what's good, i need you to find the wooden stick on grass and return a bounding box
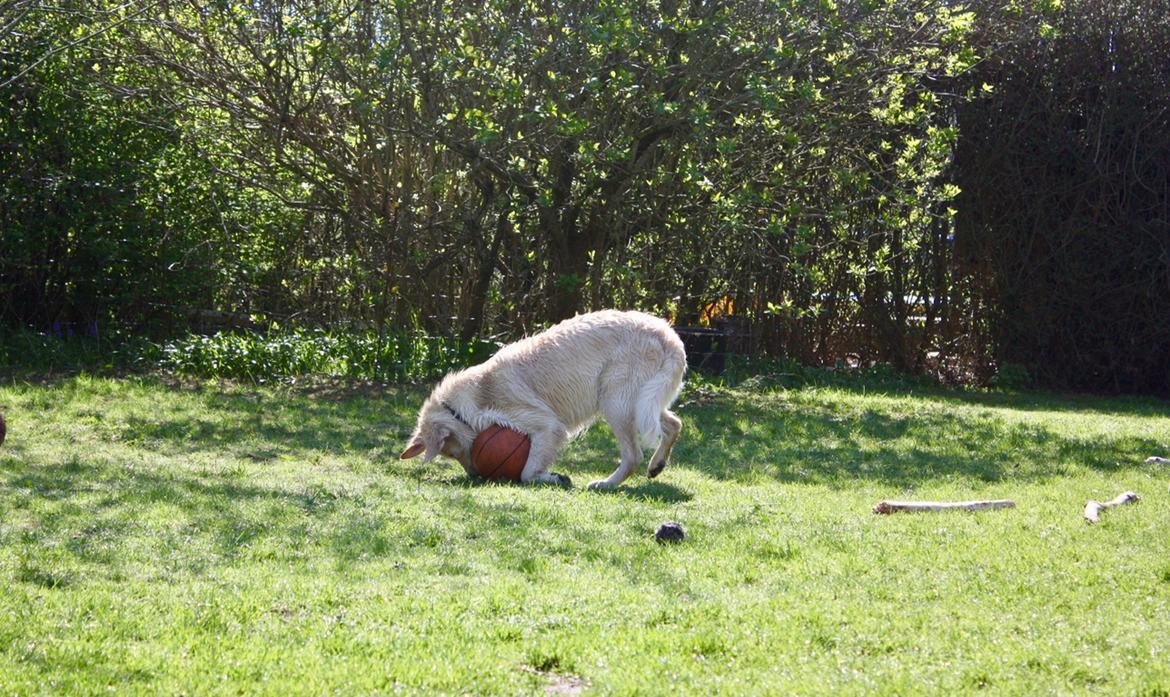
[873,499,1016,515]
[1083,492,1139,524]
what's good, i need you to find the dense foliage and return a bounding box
[954,0,1170,394]
[1,0,1166,394]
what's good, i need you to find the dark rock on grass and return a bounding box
[655,522,685,544]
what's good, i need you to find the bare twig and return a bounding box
[1083,492,1139,524]
[873,499,1016,514]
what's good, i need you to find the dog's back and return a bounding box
[485,310,685,435]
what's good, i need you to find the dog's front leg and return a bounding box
[587,420,642,490]
[519,424,572,487]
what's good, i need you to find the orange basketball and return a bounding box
[471,424,531,481]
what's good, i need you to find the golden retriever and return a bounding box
[400,310,686,489]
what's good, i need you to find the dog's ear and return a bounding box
[421,425,452,464]
[400,437,425,459]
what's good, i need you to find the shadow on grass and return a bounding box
[904,386,1170,420]
[429,471,693,503]
[674,395,1163,486]
[715,370,1170,419]
[585,480,693,503]
[4,459,324,563]
[1,454,629,587]
[6,374,1166,494]
[109,387,414,458]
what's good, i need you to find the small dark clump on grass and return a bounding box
[655,522,686,543]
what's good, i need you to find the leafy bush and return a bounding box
[989,363,1032,391]
[0,330,106,373]
[0,327,157,374]
[0,327,500,383]
[154,330,501,383]
[955,0,1170,395]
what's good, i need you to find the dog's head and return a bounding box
[399,394,474,468]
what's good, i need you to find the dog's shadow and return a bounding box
[443,476,693,503]
[591,480,693,503]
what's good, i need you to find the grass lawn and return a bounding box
[1,374,1168,695]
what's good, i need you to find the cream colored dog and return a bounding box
[400,310,686,489]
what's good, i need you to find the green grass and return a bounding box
[1,375,1168,695]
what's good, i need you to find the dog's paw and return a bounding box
[587,479,616,491]
[550,472,573,487]
[647,460,667,479]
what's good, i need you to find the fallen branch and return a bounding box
[873,499,1016,515]
[1144,456,1169,464]
[1083,491,1139,524]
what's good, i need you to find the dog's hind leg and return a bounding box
[647,409,682,479]
[519,422,573,487]
[587,419,643,490]
[636,349,686,480]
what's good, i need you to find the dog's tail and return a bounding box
[635,353,686,448]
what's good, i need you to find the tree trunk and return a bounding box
[461,208,507,341]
